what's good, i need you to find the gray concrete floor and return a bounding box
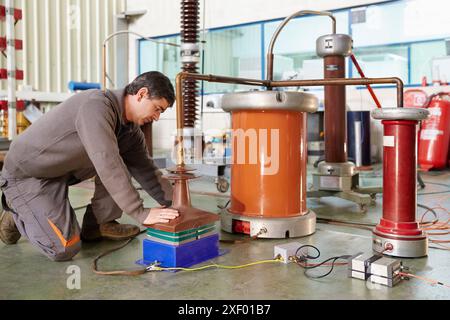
[1,166,449,300]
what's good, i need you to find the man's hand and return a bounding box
[143,207,179,225]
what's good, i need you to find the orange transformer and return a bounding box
[221,91,318,238]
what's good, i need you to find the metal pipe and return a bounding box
[102,30,181,48]
[175,72,268,131]
[102,30,180,90]
[175,74,185,166]
[174,72,268,165]
[270,77,404,108]
[266,10,336,82]
[174,72,404,165]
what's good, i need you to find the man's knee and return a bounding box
[47,242,81,262]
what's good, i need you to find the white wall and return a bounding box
[1,0,126,94]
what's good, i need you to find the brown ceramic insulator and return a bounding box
[181,0,200,128]
[324,55,347,163]
[181,0,200,43]
[182,63,199,127]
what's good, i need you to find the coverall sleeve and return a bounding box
[122,128,173,207]
[74,96,148,223]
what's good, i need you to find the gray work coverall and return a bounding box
[0,89,172,261]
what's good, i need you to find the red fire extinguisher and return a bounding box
[418,92,450,171]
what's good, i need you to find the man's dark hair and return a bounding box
[125,71,175,107]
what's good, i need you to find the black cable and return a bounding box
[295,245,320,260]
[418,181,450,196]
[293,245,351,279]
[217,200,231,210]
[304,256,352,279]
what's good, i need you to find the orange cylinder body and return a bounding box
[229,110,307,218]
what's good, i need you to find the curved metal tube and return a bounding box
[175,71,404,165]
[102,31,180,90]
[266,10,336,82]
[270,77,404,108]
[175,72,268,165]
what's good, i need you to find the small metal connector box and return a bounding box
[348,252,382,280]
[274,242,303,264]
[367,257,402,287]
[367,274,402,287]
[368,257,402,278]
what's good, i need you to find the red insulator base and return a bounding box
[374,218,423,237]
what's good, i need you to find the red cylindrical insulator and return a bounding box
[375,120,422,237]
[372,108,429,257]
[324,55,347,163]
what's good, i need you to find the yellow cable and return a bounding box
[151,257,284,272]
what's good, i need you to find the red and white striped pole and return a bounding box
[6,0,16,140]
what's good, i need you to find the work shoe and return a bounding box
[0,210,21,245]
[80,205,140,242]
[99,221,141,241]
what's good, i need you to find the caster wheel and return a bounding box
[216,178,230,193]
[370,193,377,206]
[359,204,367,213]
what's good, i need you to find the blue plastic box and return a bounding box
[138,234,220,268]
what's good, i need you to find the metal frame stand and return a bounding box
[308,162,381,212]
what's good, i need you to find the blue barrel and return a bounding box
[347,111,371,167]
[68,81,101,91]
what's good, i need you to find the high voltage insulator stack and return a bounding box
[180,0,200,128]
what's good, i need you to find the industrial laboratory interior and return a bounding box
[0,0,449,301]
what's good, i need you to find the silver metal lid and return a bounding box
[318,161,355,176]
[371,108,429,121]
[221,91,319,113]
[316,34,353,57]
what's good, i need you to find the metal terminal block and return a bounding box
[348,252,382,280]
[312,162,359,192]
[368,274,402,287]
[367,257,402,287]
[348,253,403,287]
[274,242,303,264]
[181,43,200,64]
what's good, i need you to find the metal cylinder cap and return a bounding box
[371,108,429,121]
[221,91,319,113]
[316,34,353,57]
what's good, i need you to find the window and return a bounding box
[410,40,447,84]
[139,35,181,85]
[352,45,409,84]
[203,24,262,93]
[351,0,450,47]
[138,0,450,91]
